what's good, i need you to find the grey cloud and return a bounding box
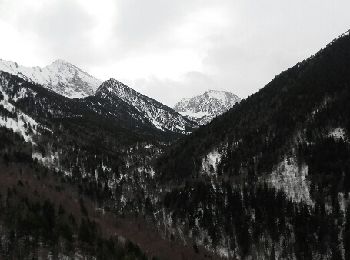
[132,71,218,106]
[1,0,350,106]
[199,0,350,98]
[117,0,350,104]
[113,0,202,52]
[16,0,97,65]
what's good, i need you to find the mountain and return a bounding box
[0,58,101,98]
[0,70,212,259]
[0,71,195,147]
[155,30,350,258]
[96,78,198,134]
[174,90,241,124]
[2,30,350,259]
[0,59,197,135]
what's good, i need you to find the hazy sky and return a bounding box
[0,0,349,105]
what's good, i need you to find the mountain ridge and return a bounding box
[96,78,198,134]
[0,60,198,135]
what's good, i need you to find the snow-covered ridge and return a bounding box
[174,90,241,125]
[96,79,197,134]
[0,59,101,98]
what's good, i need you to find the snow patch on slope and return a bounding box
[0,90,40,142]
[268,157,314,206]
[328,127,347,140]
[32,152,70,176]
[201,147,224,176]
[179,111,210,119]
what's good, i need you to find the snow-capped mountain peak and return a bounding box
[97,78,133,97]
[174,90,241,125]
[51,58,70,65]
[0,58,102,98]
[205,89,230,100]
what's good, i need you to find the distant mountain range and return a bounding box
[174,90,241,125]
[0,58,241,128]
[0,59,198,135]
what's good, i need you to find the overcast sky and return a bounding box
[0,0,350,105]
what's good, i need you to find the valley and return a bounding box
[0,30,350,259]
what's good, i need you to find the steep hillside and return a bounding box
[174,90,241,125]
[96,79,198,135]
[155,30,350,259]
[0,126,215,259]
[0,129,147,259]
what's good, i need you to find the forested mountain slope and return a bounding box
[0,126,215,259]
[0,71,210,259]
[158,30,350,183]
[2,27,350,260]
[154,30,350,259]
